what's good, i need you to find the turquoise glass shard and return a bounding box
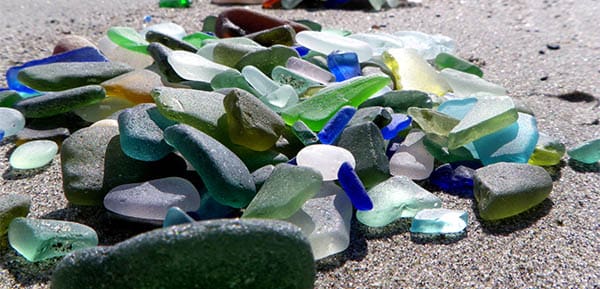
[447,96,518,150]
[474,112,539,165]
[6,47,108,96]
[409,209,468,234]
[567,138,600,164]
[163,207,195,228]
[437,97,477,120]
[8,217,98,262]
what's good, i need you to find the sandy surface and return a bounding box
[1,0,599,288]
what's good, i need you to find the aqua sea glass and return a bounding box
[568,138,600,164]
[410,209,468,234]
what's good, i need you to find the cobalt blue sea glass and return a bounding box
[317,106,356,144]
[292,45,310,57]
[337,162,373,211]
[327,51,361,82]
[6,47,108,96]
[381,114,411,140]
[429,162,481,198]
[163,207,195,228]
[0,130,4,141]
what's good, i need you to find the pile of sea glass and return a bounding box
[1,7,599,288]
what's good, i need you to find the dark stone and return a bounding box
[13,85,106,118]
[164,124,256,208]
[359,90,433,113]
[15,127,70,146]
[17,62,133,91]
[145,30,198,53]
[51,219,315,289]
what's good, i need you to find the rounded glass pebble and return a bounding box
[296,144,355,181]
[0,107,26,137]
[9,140,58,169]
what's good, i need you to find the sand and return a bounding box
[0,0,599,288]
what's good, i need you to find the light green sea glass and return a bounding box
[407,107,459,137]
[9,140,58,169]
[447,95,518,149]
[243,164,323,219]
[281,75,390,131]
[8,218,98,262]
[528,133,566,166]
[410,209,468,234]
[356,176,442,227]
[107,27,150,55]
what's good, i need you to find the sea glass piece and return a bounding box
[281,75,390,131]
[0,108,26,137]
[182,32,216,49]
[73,97,134,123]
[381,113,412,140]
[101,69,163,104]
[8,218,98,262]
[286,57,334,84]
[392,31,456,60]
[243,163,323,219]
[7,47,108,96]
[447,95,518,149]
[389,130,434,180]
[0,90,22,107]
[242,65,280,97]
[104,177,201,222]
[410,209,468,234]
[296,31,373,62]
[98,36,153,70]
[288,183,352,260]
[213,42,265,68]
[163,207,195,228]
[168,50,234,83]
[211,70,261,97]
[261,85,299,112]
[359,90,432,114]
[327,51,361,82]
[234,45,299,76]
[317,106,356,145]
[474,112,539,165]
[214,8,309,38]
[296,144,355,181]
[356,176,442,227]
[408,107,459,137]
[292,121,320,146]
[9,140,58,170]
[437,97,477,119]
[119,104,175,161]
[528,133,565,166]
[440,68,506,97]
[382,48,450,96]
[141,22,187,40]
[107,27,150,55]
[348,106,393,129]
[224,89,286,151]
[568,138,600,164]
[272,66,321,96]
[435,52,483,77]
[245,25,296,47]
[159,0,192,7]
[429,163,477,198]
[146,30,197,53]
[337,162,373,211]
[474,163,552,220]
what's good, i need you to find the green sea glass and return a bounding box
[8,218,98,262]
[567,138,600,164]
[281,75,390,131]
[107,27,150,55]
[528,133,566,166]
[9,140,58,169]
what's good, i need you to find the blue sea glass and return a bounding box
[324,0,351,8]
[0,130,4,141]
[293,45,310,57]
[337,162,373,211]
[163,207,195,228]
[385,134,406,158]
[317,106,356,144]
[381,114,411,140]
[327,51,361,82]
[6,47,108,96]
[437,97,477,119]
[474,112,539,165]
[429,162,480,198]
[287,158,297,165]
